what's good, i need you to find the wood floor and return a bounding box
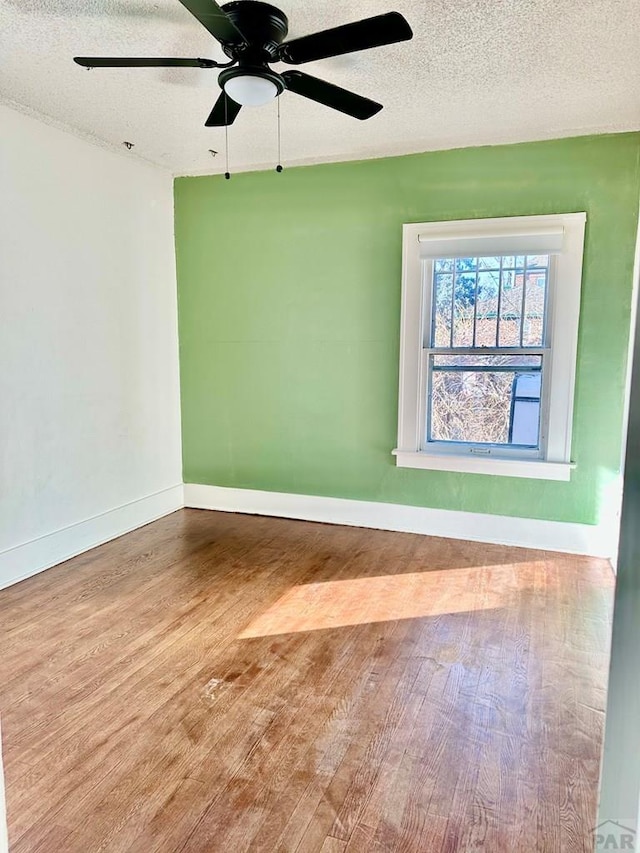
[0,509,614,852]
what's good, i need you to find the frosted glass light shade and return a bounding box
[224,75,278,106]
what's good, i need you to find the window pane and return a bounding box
[478,256,501,270]
[452,269,476,347]
[497,268,522,346]
[431,255,549,349]
[511,374,542,445]
[433,273,453,347]
[453,258,477,347]
[522,265,548,346]
[474,270,500,347]
[429,356,542,447]
[456,257,477,272]
[434,258,454,273]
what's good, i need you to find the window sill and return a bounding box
[392,450,574,481]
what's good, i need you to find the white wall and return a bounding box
[0,105,183,588]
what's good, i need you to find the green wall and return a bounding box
[174,133,640,525]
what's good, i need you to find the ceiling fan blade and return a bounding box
[205,91,242,126]
[74,57,219,68]
[176,0,245,45]
[282,71,382,120]
[278,11,412,65]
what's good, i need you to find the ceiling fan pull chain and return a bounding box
[224,97,231,180]
[276,95,283,173]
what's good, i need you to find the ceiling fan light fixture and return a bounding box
[223,73,279,106]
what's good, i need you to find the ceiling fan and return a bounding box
[74,0,413,125]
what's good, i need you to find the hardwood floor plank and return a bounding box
[320,837,347,852]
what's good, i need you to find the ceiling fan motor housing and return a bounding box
[220,1,289,61]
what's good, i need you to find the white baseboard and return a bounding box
[0,484,184,591]
[0,481,615,592]
[184,483,618,559]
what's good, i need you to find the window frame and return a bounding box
[394,213,587,481]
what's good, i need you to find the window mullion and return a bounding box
[426,346,548,357]
[449,264,455,348]
[519,254,528,347]
[422,349,431,449]
[472,261,479,347]
[496,255,503,347]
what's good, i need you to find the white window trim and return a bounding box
[394,212,586,481]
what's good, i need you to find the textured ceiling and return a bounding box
[1,0,639,175]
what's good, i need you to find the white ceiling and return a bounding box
[1,0,639,176]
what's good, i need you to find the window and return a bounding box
[395,214,586,480]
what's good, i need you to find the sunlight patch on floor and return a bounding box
[237,565,523,638]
